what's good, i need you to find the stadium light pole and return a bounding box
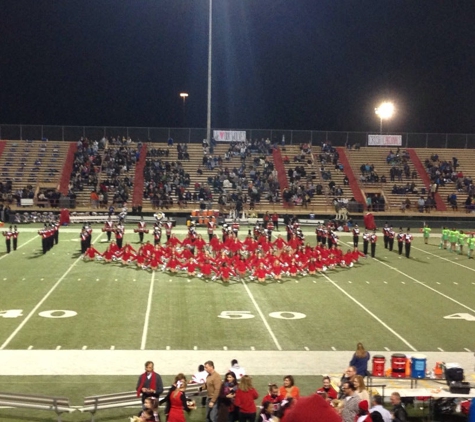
[375,102,395,134]
[180,92,189,127]
[206,0,213,143]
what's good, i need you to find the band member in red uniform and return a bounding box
[3,226,12,253]
[231,220,240,236]
[103,217,114,242]
[266,220,274,242]
[397,227,405,256]
[388,226,395,251]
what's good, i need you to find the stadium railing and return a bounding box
[0,391,74,421]
[79,384,206,422]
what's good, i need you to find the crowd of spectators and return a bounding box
[143,149,194,209]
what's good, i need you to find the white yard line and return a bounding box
[373,257,475,314]
[341,239,475,313]
[0,232,103,350]
[0,235,39,261]
[240,280,282,351]
[140,271,155,350]
[320,272,417,351]
[412,245,475,273]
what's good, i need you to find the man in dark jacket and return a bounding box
[390,392,409,422]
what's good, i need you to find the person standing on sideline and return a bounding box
[203,360,222,422]
[390,392,409,422]
[370,230,377,258]
[404,228,413,258]
[163,373,196,422]
[397,228,405,255]
[234,375,259,422]
[370,395,392,422]
[341,381,361,422]
[422,223,431,245]
[229,359,246,380]
[136,361,164,407]
[349,342,370,376]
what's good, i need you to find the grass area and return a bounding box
[0,223,474,421]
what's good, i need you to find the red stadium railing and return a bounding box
[336,147,365,204]
[272,147,291,208]
[407,148,446,211]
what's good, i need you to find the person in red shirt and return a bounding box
[316,376,338,401]
[261,383,285,412]
[234,375,259,422]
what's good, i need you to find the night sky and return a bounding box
[1,0,475,133]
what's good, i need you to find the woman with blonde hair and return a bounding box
[234,375,259,422]
[164,373,196,422]
[353,375,370,404]
[350,342,370,376]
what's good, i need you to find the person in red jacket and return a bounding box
[316,376,338,401]
[234,375,259,422]
[261,383,285,412]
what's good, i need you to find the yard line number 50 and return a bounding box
[218,311,306,320]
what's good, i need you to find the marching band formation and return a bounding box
[82,218,365,283]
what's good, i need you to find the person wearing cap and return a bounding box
[279,392,341,422]
[356,400,372,422]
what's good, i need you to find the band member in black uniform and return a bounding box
[397,227,405,255]
[352,224,360,248]
[388,226,395,252]
[53,220,59,245]
[12,225,19,251]
[382,223,390,249]
[135,218,148,243]
[115,223,124,249]
[39,224,48,254]
[2,226,12,253]
[404,228,413,258]
[80,227,88,255]
[103,217,114,242]
[370,230,378,258]
[362,229,369,256]
[153,223,162,246]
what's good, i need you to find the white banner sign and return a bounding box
[368,135,402,146]
[213,130,247,142]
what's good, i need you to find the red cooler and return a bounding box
[372,355,386,377]
[391,353,407,378]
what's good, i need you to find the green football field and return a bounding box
[1,223,475,354]
[1,223,475,421]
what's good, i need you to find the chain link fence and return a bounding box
[1,124,474,148]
